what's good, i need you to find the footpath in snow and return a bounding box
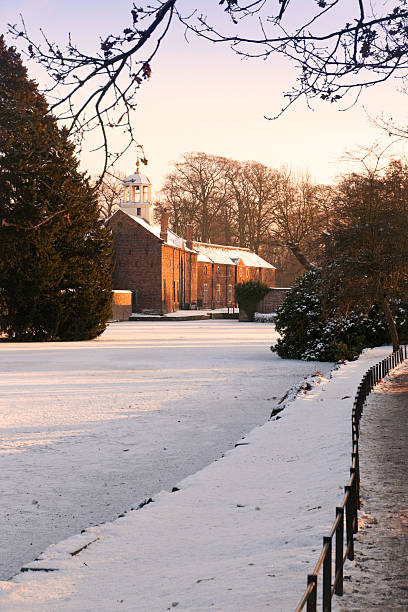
[0,346,392,612]
[333,361,408,611]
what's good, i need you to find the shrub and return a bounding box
[235,280,270,322]
[272,270,407,361]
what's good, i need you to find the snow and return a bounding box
[0,328,392,611]
[130,307,238,318]
[193,241,275,269]
[0,320,331,585]
[110,208,193,251]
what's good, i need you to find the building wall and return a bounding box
[236,265,275,286]
[197,262,238,308]
[110,211,276,314]
[161,246,198,313]
[197,262,276,309]
[109,210,162,312]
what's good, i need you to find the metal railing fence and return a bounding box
[295,344,408,612]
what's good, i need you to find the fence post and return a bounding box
[322,537,332,612]
[345,485,354,560]
[352,452,360,509]
[307,574,317,612]
[350,468,359,532]
[335,507,344,596]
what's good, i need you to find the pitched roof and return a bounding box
[111,209,194,252]
[193,242,275,269]
[123,171,151,185]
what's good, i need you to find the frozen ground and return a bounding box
[0,342,392,611]
[0,320,333,582]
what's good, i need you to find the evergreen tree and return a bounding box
[0,36,113,341]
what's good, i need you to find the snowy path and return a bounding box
[333,361,408,611]
[0,346,391,611]
[0,320,333,582]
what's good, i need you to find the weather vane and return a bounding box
[136,144,148,171]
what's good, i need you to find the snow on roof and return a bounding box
[113,209,194,251]
[193,242,275,269]
[123,171,151,185]
[196,252,213,264]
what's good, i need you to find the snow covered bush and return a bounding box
[272,270,408,361]
[254,313,275,323]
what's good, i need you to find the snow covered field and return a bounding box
[0,336,391,611]
[0,320,333,584]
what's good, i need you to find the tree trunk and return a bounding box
[379,296,399,352]
[287,243,316,271]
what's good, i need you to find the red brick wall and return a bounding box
[109,210,162,312]
[109,212,276,313]
[197,262,275,309]
[197,262,212,308]
[161,246,198,313]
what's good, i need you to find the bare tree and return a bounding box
[268,169,328,271]
[94,171,125,218]
[158,152,231,242]
[8,1,408,174]
[225,160,276,253]
[324,155,408,350]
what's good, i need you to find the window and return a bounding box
[228,284,233,303]
[143,186,149,202]
[239,268,243,278]
[216,284,221,303]
[216,265,221,275]
[228,267,232,277]
[204,265,208,276]
[137,208,141,216]
[133,185,141,202]
[163,279,166,301]
[203,283,208,304]
[246,268,249,278]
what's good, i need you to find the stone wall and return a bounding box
[111,290,132,321]
[256,287,289,314]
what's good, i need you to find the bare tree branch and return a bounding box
[8,1,408,173]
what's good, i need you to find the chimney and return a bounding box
[186,222,193,250]
[160,209,169,242]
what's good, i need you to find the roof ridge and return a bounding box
[193,241,251,252]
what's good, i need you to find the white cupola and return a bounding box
[120,158,153,224]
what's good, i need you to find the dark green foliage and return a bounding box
[0,37,113,341]
[235,280,270,322]
[273,270,408,361]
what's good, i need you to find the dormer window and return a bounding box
[137,208,141,216]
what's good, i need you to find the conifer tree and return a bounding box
[0,36,113,341]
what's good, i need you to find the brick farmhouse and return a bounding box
[108,166,276,314]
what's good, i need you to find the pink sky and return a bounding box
[3,0,408,193]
